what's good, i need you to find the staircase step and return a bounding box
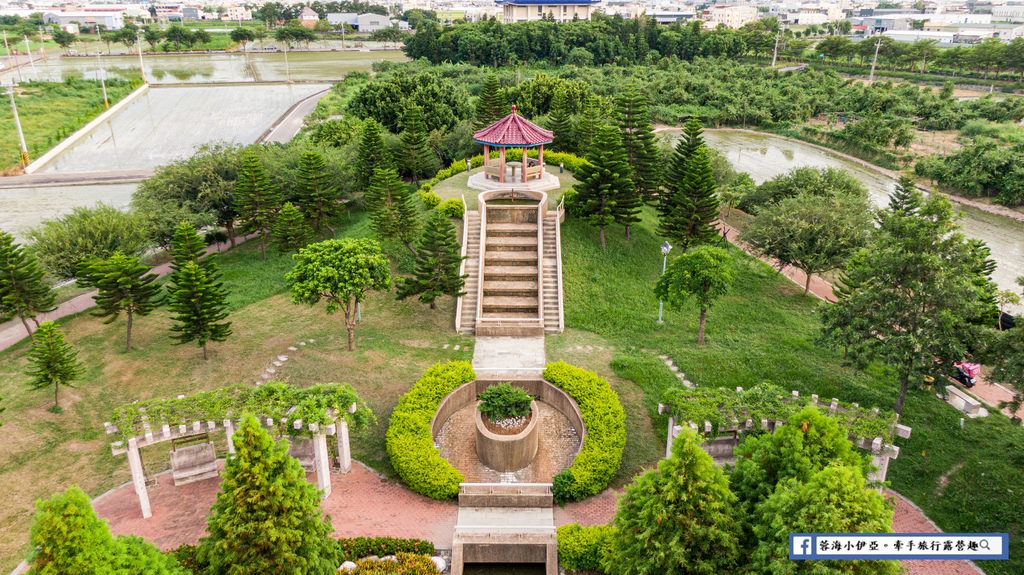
[487,223,538,236]
[486,251,538,261]
[483,280,538,294]
[483,295,538,306]
[486,236,538,246]
[480,311,540,319]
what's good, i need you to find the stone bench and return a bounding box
[287,438,316,472]
[458,483,553,508]
[945,385,982,416]
[169,441,219,486]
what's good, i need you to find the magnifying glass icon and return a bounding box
[980,540,991,551]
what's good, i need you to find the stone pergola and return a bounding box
[104,403,358,519]
[474,105,554,184]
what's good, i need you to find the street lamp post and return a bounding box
[657,241,672,324]
[5,82,30,167]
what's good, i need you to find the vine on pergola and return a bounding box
[109,382,375,443]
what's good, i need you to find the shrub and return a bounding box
[478,382,533,421]
[353,553,436,575]
[168,544,207,574]
[204,229,229,246]
[556,524,616,572]
[425,151,590,188]
[419,190,442,208]
[437,199,464,218]
[27,204,150,279]
[544,362,626,503]
[385,361,476,499]
[336,537,435,561]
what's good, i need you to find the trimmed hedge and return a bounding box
[437,198,465,218]
[337,537,435,561]
[556,523,616,572]
[544,362,627,504]
[426,150,590,188]
[418,189,441,208]
[385,361,476,499]
[354,553,436,575]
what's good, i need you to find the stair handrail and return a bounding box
[555,211,564,332]
[536,196,545,326]
[476,196,487,326]
[556,194,565,223]
[454,194,469,332]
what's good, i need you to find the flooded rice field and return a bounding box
[38,83,330,172]
[0,183,136,239]
[0,50,407,84]
[435,402,580,484]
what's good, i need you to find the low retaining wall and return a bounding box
[475,401,540,472]
[24,83,150,175]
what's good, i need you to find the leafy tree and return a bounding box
[199,416,337,575]
[355,118,389,193]
[395,210,467,309]
[546,88,574,153]
[475,73,510,130]
[0,231,56,336]
[751,464,900,575]
[77,253,164,352]
[365,166,420,256]
[234,152,282,261]
[742,194,872,296]
[654,245,733,344]
[230,27,256,50]
[25,322,84,409]
[739,166,868,214]
[571,124,638,250]
[615,82,661,203]
[273,202,314,253]
[52,29,77,53]
[294,149,342,235]
[26,204,149,280]
[658,145,719,252]
[400,103,439,185]
[143,26,163,50]
[164,25,189,51]
[167,261,232,360]
[605,428,741,575]
[819,187,987,416]
[286,238,391,351]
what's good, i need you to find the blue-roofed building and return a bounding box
[497,0,601,23]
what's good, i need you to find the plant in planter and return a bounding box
[478,382,533,423]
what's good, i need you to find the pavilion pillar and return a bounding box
[483,144,489,168]
[539,144,544,170]
[312,429,332,499]
[499,147,506,183]
[223,419,236,454]
[126,437,152,519]
[336,419,352,474]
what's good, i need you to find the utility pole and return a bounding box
[3,31,22,83]
[96,51,108,108]
[284,43,290,82]
[24,36,38,81]
[136,29,146,83]
[5,82,30,167]
[868,35,882,84]
[771,27,780,67]
[38,26,46,61]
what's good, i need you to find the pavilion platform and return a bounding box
[467,168,561,193]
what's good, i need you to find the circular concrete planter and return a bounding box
[475,400,540,472]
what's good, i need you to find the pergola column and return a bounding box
[223,419,236,454]
[336,419,352,473]
[499,147,506,183]
[312,430,332,499]
[126,437,152,519]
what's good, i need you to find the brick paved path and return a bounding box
[89,462,980,575]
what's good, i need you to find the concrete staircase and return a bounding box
[541,215,561,334]
[482,222,539,318]
[458,211,482,335]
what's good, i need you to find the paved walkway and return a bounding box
[84,461,979,575]
[471,335,547,377]
[0,169,157,188]
[0,234,251,352]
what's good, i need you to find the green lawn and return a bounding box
[0,209,471,572]
[552,206,1024,575]
[0,79,139,171]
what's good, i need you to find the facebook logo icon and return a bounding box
[790,535,817,559]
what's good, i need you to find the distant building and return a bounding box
[182,6,200,20]
[496,0,601,23]
[153,5,184,21]
[701,5,758,29]
[225,6,252,21]
[327,12,359,27]
[356,12,399,31]
[649,9,697,24]
[298,6,319,28]
[43,10,125,29]
[851,16,911,34]
[993,5,1024,22]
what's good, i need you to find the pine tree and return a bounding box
[680,116,705,161]
[234,152,282,261]
[365,166,420,257]
[401,104,439,186]
[167,260,232,360]
[575,95,603,153]
[295,149,342,235]
[199,415,337,575]
[25,321,84,410]
[355,118,389,193]
[0,230,56,336]
[396,210,467,309]
[546,88,574,153]
[168,221,217,277]
[571,125,638,250]
[615,82,662,203]
[273,202,314,253]
[659,144,719,251]
[77,253,164,352]
[889,174,920,216]
[475,73,510,130]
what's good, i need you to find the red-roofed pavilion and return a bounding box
[473,105,554,184]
